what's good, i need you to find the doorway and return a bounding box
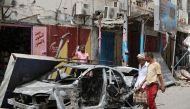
[0,25,31,82]
[100,31,115,65]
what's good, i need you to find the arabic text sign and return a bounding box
[32,26,47,55]
[154,0,177,33]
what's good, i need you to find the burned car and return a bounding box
[8,63,138,109]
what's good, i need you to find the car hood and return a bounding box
[14,81,58,96]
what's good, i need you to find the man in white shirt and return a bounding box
[134,53,148,109]
[135,53,148,89]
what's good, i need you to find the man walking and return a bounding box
[141,52,165,109]
[135,53,148,89]
[134,53,148,109]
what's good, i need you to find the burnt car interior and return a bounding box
[79,68,103,106]
[46,66,138,108]
[106,69,132,108]
[49,66,135,108]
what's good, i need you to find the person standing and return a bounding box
[141,52,165,109]
[74,45,89,64]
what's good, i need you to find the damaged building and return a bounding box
[0,0,160,68]
[0,0,190,108]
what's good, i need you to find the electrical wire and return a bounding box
[58,0,63,10]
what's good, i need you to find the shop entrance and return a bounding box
[100,31,115,65]
[0,25,31,82]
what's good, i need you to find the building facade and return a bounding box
[0,0,189,68]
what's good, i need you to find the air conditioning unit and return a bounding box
[113,1,121,9]
[0,0,13,7]
[75,2,91,16]
[136,0,145,2]
[104,6,118,19]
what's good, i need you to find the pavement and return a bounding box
[156,81,190,109]
[133,80,190,109]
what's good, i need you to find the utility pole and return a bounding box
[171,34,176,76]
[140,19,145,53]
[122,0,129,66]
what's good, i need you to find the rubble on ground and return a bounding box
[174,69,190,87]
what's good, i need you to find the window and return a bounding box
[177,0,182,9]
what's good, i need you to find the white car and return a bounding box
[8,63,138,109]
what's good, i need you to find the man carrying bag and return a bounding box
[133,53,148,109]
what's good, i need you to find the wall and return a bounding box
[5,0,78,25]
[2,0,126,25]
[130,0,154,17]
[1,0,109,61]
[91,27,99,62]
[177,0,189,33]
[1,0,156,25]
[1,0,161,64]
[181,0,187,11]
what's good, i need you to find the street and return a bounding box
[0,0,190,108]
[156,81,190,109]
[134,81,190,109]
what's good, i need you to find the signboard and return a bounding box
[177,10,188,25]
[46,26,91,58]
[32,26,47,55]
[0,53,59,107]
[154,0,177,33]
[177,10,190,33]
[153,53,175,86]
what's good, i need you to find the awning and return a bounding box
[94,19,124,29]
[0,22,33,27]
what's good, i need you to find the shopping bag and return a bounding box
[133,90,147,104]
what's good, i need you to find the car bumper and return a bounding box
[8,98,40,109]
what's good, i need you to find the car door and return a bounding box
[79,67,107,109]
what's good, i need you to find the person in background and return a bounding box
[134,53,148,109]
[140,52,165,109]
[75,45,89,64]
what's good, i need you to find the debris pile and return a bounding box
[175,69,190,81]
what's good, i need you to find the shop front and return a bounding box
[0,24,92,83]
[0,24,32,82]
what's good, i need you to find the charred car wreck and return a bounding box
[8,63,138,109]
